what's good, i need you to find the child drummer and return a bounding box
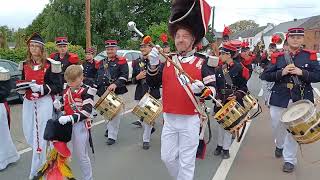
[55,65,96,180]
[213,43,250,159]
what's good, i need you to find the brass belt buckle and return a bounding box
[287,83,294,89]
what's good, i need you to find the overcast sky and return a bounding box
[0,0,319,31]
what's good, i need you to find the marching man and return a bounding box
[96,40,129,145]
[146,0,216,179]
[261,27,320,173]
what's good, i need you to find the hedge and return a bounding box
[0,42,85,63]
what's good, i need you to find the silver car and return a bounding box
[94,50,142,81]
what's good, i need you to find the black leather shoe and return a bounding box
[275,147,283,158]
[222,150,230,159]
[104,130,108,138]
[107,138,116,145]
[214,146,222,156]
[282,162,294,173]
[132,120,142,127]
[143,142,150,150]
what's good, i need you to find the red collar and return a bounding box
[289,49,301,56]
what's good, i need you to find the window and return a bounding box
[132,52,141,60]
[125,53,133,62]
[0,61,15,72]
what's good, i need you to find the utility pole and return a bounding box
[211,6,215,31]
[85,0,91,49]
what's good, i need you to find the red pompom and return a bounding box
[143,36,152,44]
[69,53,80,63]
[160,33,168,43]
[241,41,249,48]
[223,26,232,36]
[271,35,281,44]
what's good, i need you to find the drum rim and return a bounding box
[281,100,314,123]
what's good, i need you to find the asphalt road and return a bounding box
[2,72,320,180]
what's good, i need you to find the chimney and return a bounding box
[294,18,298,22]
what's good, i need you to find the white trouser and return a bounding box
[22,95,52,178]
[161,113,200,180]
[135,100,153,143]
[142,121,152,143]
[106,101,123,140]
[71,122,93,180]
[0,103,20,170]
[217,125,232,150]
[270,105,298,165]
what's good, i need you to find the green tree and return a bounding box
[25,0,172,51]
[229,20,259,34]
[13,28,27,49]
[146,22,173,48]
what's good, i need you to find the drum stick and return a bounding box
[209,95,223,107]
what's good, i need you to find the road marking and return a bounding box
[18,147,32,155]
[17,108,133,155]
[211,121,252,180]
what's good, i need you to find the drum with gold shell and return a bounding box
[132,93,162,125]
[281,100,320,144]
[214,99,248,132]
[94,90,123,120]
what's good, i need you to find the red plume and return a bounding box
[223,25,231,36]
[143,36,152,44]
[271,35,281,44]
[241,41,247,48]
[160,33,168,43]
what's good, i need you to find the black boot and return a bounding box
[275,147,283,158]
[143,142,150,150]
[107,138,116,145]
[222,150,230,159]
[282,162,294,173]
[214,146,222,156]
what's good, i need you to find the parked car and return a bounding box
[0,59,23,102]
[94,50,142,81]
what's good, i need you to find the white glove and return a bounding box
[53,99,62,110]
[58,115,73,125]
[148,47,160,66]
[30,83,42,93]
[190,80,205,93]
